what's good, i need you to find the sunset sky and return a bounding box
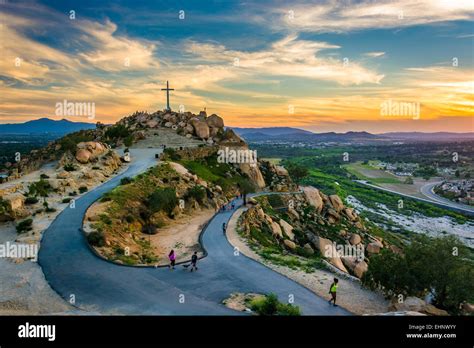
[1,0,473,133]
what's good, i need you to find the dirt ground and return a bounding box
[226,207,390,315]
[149,208,214,265]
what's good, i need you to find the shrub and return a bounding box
[286,162,309,182]
[105,124,130,140]
[163,148,181,161]
[124,135,133,147]
[79,186,88,193]
[87,231,106,247]
[362,235,474,314]
[28,179,51,198]
[45,207,56,213]
[25,197,39,205]
[16,219,33,234]
[68,191,77,196]
[62,198,72,203]
[249,293,300,316]
[148,187,178,215]
[40,173,50,179]
[125,215,134,223]
[63,163,76,172]
[120,177,133,185]
[92,166,100,170]
[185,185,206,203]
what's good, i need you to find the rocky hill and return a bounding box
[239,186,402,280]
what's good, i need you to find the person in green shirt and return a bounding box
[328,278,339,306]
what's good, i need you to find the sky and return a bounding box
[0,0,473,133]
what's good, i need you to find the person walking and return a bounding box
[190,251,198,272]
[328,278,339,306]
[222,222,226,234]
[168,249,176,270]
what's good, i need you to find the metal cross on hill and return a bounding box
[161,80,174,111]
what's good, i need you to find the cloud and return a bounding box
[364,52,385,58]
[185,35,384,85]
[276,0,474,33]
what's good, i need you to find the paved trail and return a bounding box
[38,148,349,315]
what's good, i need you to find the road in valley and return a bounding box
[38,148,350,315]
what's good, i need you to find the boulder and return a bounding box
[256,207,265,220]
[343,207,358,221]
[349,233,362,245]
[287,208,300,220]
[422,304,449,316]
[239,163,265,188]
[389,297,426,312]
[311,235,348,273]
[146,119,159,128]
[353,260,368,278]
[302,186,324,213]
[185,124,194,134]
[193,121,210,139]
[462,303,474,314]
[303,243,314,255]
[75,149,91,164]
[206,114,224,129]
[4,193,25,213]
[279,219,295,240]
[270,221,283,238]
[275,166,289,176]
[283,239,297,250]
[366,242,381,254]
[329,194,344,212]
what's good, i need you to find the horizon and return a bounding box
[1,116,473,135]
[1,1,473,133]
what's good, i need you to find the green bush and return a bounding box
[40,173,50,179]
[105,124,130,140]
[124,135,133,147]
[79,186,88,193]
[25,197,39,205]
[148,187,178,215]
[63,163,76,172]
[249,293,300,316]
[87,231,106,247]
[28,179,51,198]
[69,191,77,196]
[62,198,72,203]
[185,185,206,203]
[120,177,133,185]
[362,235,474,314]
[16,219,33,234]
[286,162,309,183]
[163,148,181,161]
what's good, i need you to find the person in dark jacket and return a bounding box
[190,251,198,272]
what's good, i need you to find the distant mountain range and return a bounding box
[0,118,96,134]
[232,127,474,143]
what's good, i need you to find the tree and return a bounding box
[455,169,460,178]
[362,235,474,314]
[238,179,256,205]
[286,162,309,183]
[148,187,178,215]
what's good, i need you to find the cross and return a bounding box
[161,80,174,111]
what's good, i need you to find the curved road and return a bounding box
[38,148,349,315]
[420,181,474,214]
[355,180,474,216]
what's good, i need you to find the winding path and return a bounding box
[38,148,349,315]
